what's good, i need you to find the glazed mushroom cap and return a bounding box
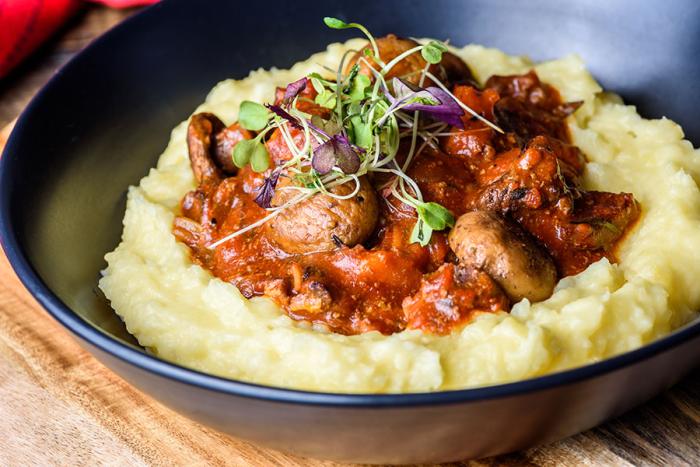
[265,176,379,254]
[448,210,557,302]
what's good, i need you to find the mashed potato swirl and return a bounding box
[99,40,700,393]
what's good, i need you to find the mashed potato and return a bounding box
[99,39,700,393]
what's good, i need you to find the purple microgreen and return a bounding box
[311,141,336,174]
[387,78,464,128]
[334,134,362,173]
[283,78,307,107]
[311,134,361,175]
[265,104,303,130]
[254,169,281,208]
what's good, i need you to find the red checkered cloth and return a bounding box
[0,0,159,78]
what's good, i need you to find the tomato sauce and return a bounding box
[174,71,639,335]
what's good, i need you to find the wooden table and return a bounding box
[1,6,699,466]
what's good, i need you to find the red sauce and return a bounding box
[174,71,640,336]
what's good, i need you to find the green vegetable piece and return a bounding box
[232,139,256,168]
[410,218,433,247]
[349,74,371,102]
[250,142,270,173]
[315,91,337,109]
[310,77,326,94]
[350,115,372,149]
[239,101,270,131]
[323,17,349,29]
[417,201,455,230]
[421,40,448,65]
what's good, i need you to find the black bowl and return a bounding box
[2,0,700,463]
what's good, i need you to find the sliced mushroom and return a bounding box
[265,176,379,254]
[448,210,557,302]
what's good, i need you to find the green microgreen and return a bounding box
[421,40,448,64]
[314,90,337,109]
[410,218,433,246]
[238,101,270,131]
[249,142,271,172]
[233,137,270,173]
[349,74,371,102]
[323,17,382,64]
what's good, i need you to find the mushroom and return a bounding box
[448,210,557,302]
[265,176,379,254]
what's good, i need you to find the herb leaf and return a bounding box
[254,169,281,208]
[409,202,455,246]
[349,74,371,102]
[389,78,464,128]
[421,40,448,64]
[410,218,433,247]
[239,101,270,131]
[323,17,349,29]
[417,201,455,230]
[265,104,303,130]
[232,139,256,168]
[311,134,361,174]
[315,90,337,109]
[350,115,372,149]
[283,78,307,107]
[250,142,270,172]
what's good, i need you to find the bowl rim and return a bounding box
[1,0,700,408]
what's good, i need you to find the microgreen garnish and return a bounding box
[254,169,281,208]
[312,134,361,174]
[421,40,448,64]
[208,18,500,250]
[233,137,270,173]
[386,78,464,128]
[266,104,303,129]
[283,78,307,106]
[323,17,381,63]
[410,202,455,246]
[238,101,271,131]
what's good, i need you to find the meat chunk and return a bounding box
[403,263,509,334]
[487,71,583,143]
[515,191,640,276]
[188,113,252,184]
[187,113,225,185]
[448,211,557,302]
[289,281,333,313]
[468,136,584,214]
[346,34,474,86]
[265,176,379,254]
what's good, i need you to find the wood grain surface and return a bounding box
[1,6,699,467]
